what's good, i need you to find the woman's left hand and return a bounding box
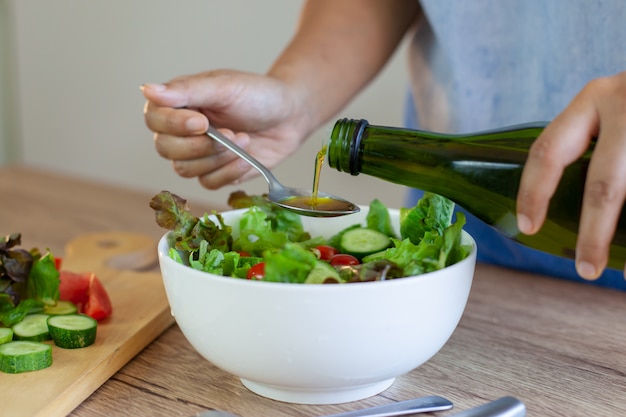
[517,70,626,280]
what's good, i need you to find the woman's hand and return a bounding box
[142,69,308,189]
[517,70,626,279]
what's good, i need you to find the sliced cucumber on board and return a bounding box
[48,314,97,349]
[0,341,52,373]
[0,327,13,344]
[12,314,51,342]
[44,300,78,315]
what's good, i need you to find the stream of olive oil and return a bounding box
[310,144,327,206]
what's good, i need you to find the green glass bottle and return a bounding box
[327,118,626,269]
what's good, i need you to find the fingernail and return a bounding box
[576,261,598,280]
[142,83,167,92]
[185,117,206,132]
[517,214,533,234]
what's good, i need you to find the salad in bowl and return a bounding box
[151,190,471,284]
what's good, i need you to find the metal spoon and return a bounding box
[195,395,452,417]
[206,126,359,217]
[194,396,525,417]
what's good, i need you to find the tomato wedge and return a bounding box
[246,262,265,280]
[59,271,89,305]
[59,271,113,320]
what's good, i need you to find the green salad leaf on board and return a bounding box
[151,190,471,283]
[0,233,60,326]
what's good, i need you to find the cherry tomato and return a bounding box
[238,251,251,257]
[247,262,266,280]
[329,254,360,267]
[54,257,63,271]
[314,245,339,261]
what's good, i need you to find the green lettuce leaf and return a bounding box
[26,252,60,305]
[0,295,44,327]
[263,243,318,283]
[233,207,289,257]
[400,192,455,244]
[366,199,397,238]
[228,191,310,242]
[363,194,468,277]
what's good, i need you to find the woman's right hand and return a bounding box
[142,0,420,190]
[142,69,310,189]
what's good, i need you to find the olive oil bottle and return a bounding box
[326,118,626,269]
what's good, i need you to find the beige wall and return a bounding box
[0,0,18,163]
[5,0,409,209]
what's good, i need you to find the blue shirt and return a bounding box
[405,0,626,290]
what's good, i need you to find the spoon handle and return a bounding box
[205,127,279,186]
[320,395,453,417]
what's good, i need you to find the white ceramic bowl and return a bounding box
[157,206,476,404]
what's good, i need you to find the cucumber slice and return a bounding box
[12,314,51,342]
[44,300,78,315]
[305,261,342,284]
[0,341,53,373]
[48,314,97,349]
[339,228,391,260]
[0,328,13,344]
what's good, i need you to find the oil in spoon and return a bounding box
[279,144,357,212]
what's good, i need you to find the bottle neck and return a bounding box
[327,118,369,176]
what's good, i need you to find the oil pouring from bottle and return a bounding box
[325,118,626,270]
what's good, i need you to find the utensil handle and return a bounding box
[205,127,279,186]
[321,395,453,417]
[448,397,526,417]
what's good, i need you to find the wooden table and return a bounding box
[2,165,626,417]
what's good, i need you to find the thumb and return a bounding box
[141,73,226,108]
[140,82,192,108]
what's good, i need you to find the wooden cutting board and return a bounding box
[1,231,174,417]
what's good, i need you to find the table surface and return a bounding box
[2,165,626,417]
